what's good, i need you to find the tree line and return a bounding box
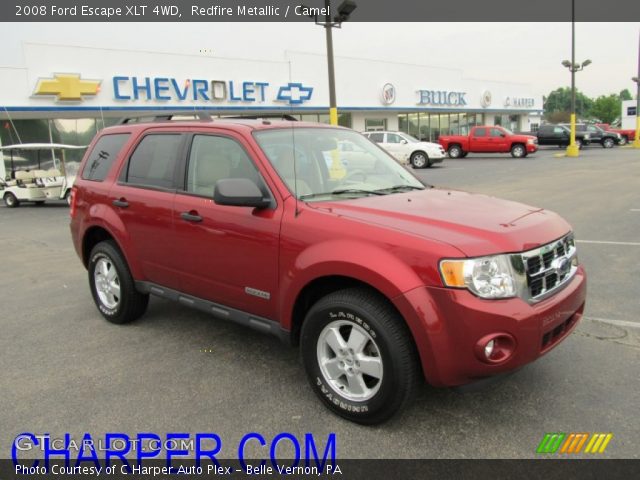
[543,87,634,125]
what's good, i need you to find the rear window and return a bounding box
[81,134,130,181]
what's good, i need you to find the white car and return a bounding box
[362,131,446,168]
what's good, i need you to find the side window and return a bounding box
[474,128,487,137]
[368,133,384,143]
[81,134,130,181]
[386,133,402,144]
[554,127,565,134]
[186,135,260,197]
[125,134,182,189]
[490,128,503,137]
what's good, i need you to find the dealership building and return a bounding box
[0,42,542,171]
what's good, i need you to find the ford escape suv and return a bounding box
[70,115,587,424]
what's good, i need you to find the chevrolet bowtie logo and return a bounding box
[33,74,101,101]
[276,83,313,105]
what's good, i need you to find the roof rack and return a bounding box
[118,112,213,124]
[221,114,299,121]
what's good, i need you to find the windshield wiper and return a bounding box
[300,189,385,200]
[374,185,425,193]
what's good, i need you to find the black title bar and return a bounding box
[3,0,640,22]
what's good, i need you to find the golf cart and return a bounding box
[0,143,87,208]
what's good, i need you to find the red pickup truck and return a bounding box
[439,126,538,158]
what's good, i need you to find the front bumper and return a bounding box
[394,265,586,387]
[527,143,539,153]
[429,150,447,161]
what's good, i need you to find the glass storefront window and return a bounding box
[337,113,352,128]
[364,118,386,131]
[398,114,408,133]
[418,113,430,141]
[429,115,440,142]
[439,114,450,137]
[449,113,460,135]
[408,113,419,139]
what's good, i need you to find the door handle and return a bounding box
[112,198,129,208]
[181,211,203,223]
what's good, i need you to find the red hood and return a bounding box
[311,188,572,257]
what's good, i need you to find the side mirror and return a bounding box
[500,132,506,137]
[400,139,408,144]
[214,178,270,209]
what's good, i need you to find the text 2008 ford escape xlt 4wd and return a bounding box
[70,116,586,424]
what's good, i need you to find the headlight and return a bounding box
[584,133,590,140]
[439,255,517,299]
[527,138,535,145]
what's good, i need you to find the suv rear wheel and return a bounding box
[88,240,149,324]
[300,288,419,424]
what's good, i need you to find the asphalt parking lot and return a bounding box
[1,145,638,460]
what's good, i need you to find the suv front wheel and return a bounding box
[88,240,149,324]
[300,288,419,425]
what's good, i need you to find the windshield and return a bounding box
[254,128,424,201]
[399,133,420,143]
[501,127,514,135]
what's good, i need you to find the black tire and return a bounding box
[577,139,583,149]
[4,192,19,208]
[64,190,71,205]
[510,143,526,158]
[448,145,463,158]
[88,240,149,324]
[300,288,419,425]
[410,151,429,169]
[602,137,615,149]
[619,136,628,146]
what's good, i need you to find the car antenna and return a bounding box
[287,60,300,217]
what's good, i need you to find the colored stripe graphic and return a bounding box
[584,433,613,454]
[560,433,589,453]
[537,433,566,453]
[538,433,613,454]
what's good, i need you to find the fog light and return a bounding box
[474,333,516,364]
[484,340,495,359]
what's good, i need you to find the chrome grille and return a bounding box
[515,234,578,303]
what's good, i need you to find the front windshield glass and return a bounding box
[254,128,424,201]
[400,133,420,143]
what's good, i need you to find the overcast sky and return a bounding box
[2,22,639,100]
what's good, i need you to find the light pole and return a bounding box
[305,0,357,178]
[562,0,591,158]
[306,0,357,126]
[633,30,640,148]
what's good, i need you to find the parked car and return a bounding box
[560,123,620,148]
[438,126,538,158]
[70,115,586,424]
[535,124,590,148]
[361,131,445,168]
[596,123,636,146]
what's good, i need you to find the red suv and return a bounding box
[70,115,587,424]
